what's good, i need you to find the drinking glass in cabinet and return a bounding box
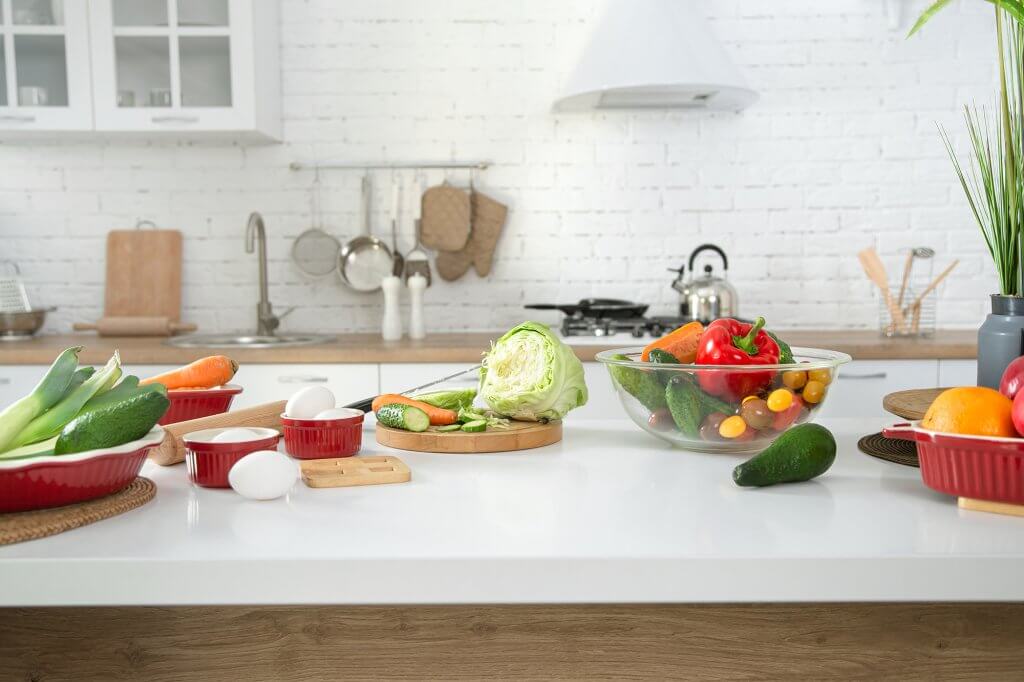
[112,0,167,27]
[177,0,228,27]
[11,0,62,25]
[115,36,171,108]
[180,36,231,106]
[14,35,67,106]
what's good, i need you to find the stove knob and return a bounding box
[631,326,645,338]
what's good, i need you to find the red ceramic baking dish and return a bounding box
[183,427,281,488]
[160,384,243,425]
[281,409,364,459]
[883,422,1024,505]
[0,426,165,513]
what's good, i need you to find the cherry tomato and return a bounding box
[803,380,827,404]
[782,370,807,390]
[807,368,832,386]
[647,408,674,431]
[719,415,748,439]
[740,398,773,430]
[700,412,728,442]
[767,388,794,413]
[772,394,804,430]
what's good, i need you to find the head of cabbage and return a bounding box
[479,321,588,421]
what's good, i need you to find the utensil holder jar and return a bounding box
[880,287,935,338]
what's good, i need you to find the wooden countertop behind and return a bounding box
[0,330,977,365]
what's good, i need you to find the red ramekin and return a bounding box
[183,427,281,488]
[160,385,244,426]
[281,409,364,459]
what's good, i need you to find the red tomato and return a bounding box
[772,394,804,431]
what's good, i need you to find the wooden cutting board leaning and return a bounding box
[376,419,561,454]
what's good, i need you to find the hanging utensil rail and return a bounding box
[289,160,492,171]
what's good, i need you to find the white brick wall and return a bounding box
[0,0,1004,334]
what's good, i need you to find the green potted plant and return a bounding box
[910,0,1024,387]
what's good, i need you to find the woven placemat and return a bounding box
[0,477,156,546]
[858,433,919,468]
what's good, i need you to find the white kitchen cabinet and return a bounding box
[0,364,46,407]
[0,0,93,132]
[88,0,279,141]
[231,364,378,410]
[938,360,977,387]
[818,360,938,419]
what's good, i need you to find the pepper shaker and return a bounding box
[408,273,426,340]
[381,275,403,341]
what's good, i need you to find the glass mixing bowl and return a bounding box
[596,347,852,453]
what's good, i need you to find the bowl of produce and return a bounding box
[0,346,170,512]
[139,356,242,425]
[596,318,851,453]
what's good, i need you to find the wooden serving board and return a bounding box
[882,388,947,421]
[104,229,183,320]
[376,420,562,454]
[301,456,410,488]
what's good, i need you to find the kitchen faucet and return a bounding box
[244,212,286,336]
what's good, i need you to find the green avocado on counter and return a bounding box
[608,354,667,411]
[54,388,170,456]
[732,423,836,487]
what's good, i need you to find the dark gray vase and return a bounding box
[977,294,1024,388]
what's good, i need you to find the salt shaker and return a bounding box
[381,275,403,340]
[408,273,426,340]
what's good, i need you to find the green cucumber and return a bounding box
[376,403,430,432]
[607,354,667,411]
[436,424,464,433]
[665,375,702,438]
[53,389,170,456]
[647,348,680,364]
[732,423,836,487]
[461,420,488,433]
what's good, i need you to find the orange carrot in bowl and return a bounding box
[371,394,458,426]
[140,355,238,390]
[641,321,704,362]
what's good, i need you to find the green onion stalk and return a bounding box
[0,346,82,453]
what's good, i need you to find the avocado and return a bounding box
[54,390,170,455]
[732,423,836,487]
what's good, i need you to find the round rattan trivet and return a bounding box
[857,433,919,468]
[0,477,156,546]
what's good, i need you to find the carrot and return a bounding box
[140,355,238,390]
[371,394,458,426]
[641,321,704,362]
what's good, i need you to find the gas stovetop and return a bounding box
[559,314,689,339]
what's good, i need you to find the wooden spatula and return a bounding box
[858,248,905,331]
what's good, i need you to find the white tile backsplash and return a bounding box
[0,0,1001,334]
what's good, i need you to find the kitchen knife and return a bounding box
[343,364,482,413]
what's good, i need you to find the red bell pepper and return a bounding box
[695,317,780,401]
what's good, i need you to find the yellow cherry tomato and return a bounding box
[803,380,826,404]
[782,370,807,390]
[807,368,832,386]
[718,415,748,439]
[767,388,794,413]
[741,395,760,405]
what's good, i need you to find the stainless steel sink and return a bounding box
[165,333,334,349]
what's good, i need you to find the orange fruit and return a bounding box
[921,387,1016,437]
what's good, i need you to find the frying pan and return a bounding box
[337,174,393,293]
[525,298,649,319]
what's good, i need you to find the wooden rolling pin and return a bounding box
[74,316,197,337]
[150,400,287,466]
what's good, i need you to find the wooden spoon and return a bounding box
[858,248,905,331]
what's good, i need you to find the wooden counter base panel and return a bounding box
[2,603,1022,680]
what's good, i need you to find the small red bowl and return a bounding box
[160,385,244,426]
[0,427,165,513]
[281,409,364,459]
[883,422,1024,505]
[183,427,281,488]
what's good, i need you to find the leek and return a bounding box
[0,436,56,461]
[8,351,122,448]
[0,346,81,453]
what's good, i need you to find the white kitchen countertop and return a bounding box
[1,417,1022,607]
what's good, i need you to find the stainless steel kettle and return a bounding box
[670,244,739,324]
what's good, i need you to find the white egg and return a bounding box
[312,408,355,420]
[285,385,336,419]
[228,450,298,501]
[210,427,261,443]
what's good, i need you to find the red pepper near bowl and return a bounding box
[695,317,780,401]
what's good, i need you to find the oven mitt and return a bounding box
[436,191,508,281]
[421,184,471,251]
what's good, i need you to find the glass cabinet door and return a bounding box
[91,0,251,131]
[0,0,92,129]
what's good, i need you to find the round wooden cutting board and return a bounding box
[376,420,562,454]
[883,388,947,421]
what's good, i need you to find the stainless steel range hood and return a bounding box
[554,0,757,112]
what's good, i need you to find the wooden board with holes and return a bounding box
[104,229,183,319]
[958,497,1024,517]
[301,456,410,488]
[376,420,562,454]
[883,388,947,421]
